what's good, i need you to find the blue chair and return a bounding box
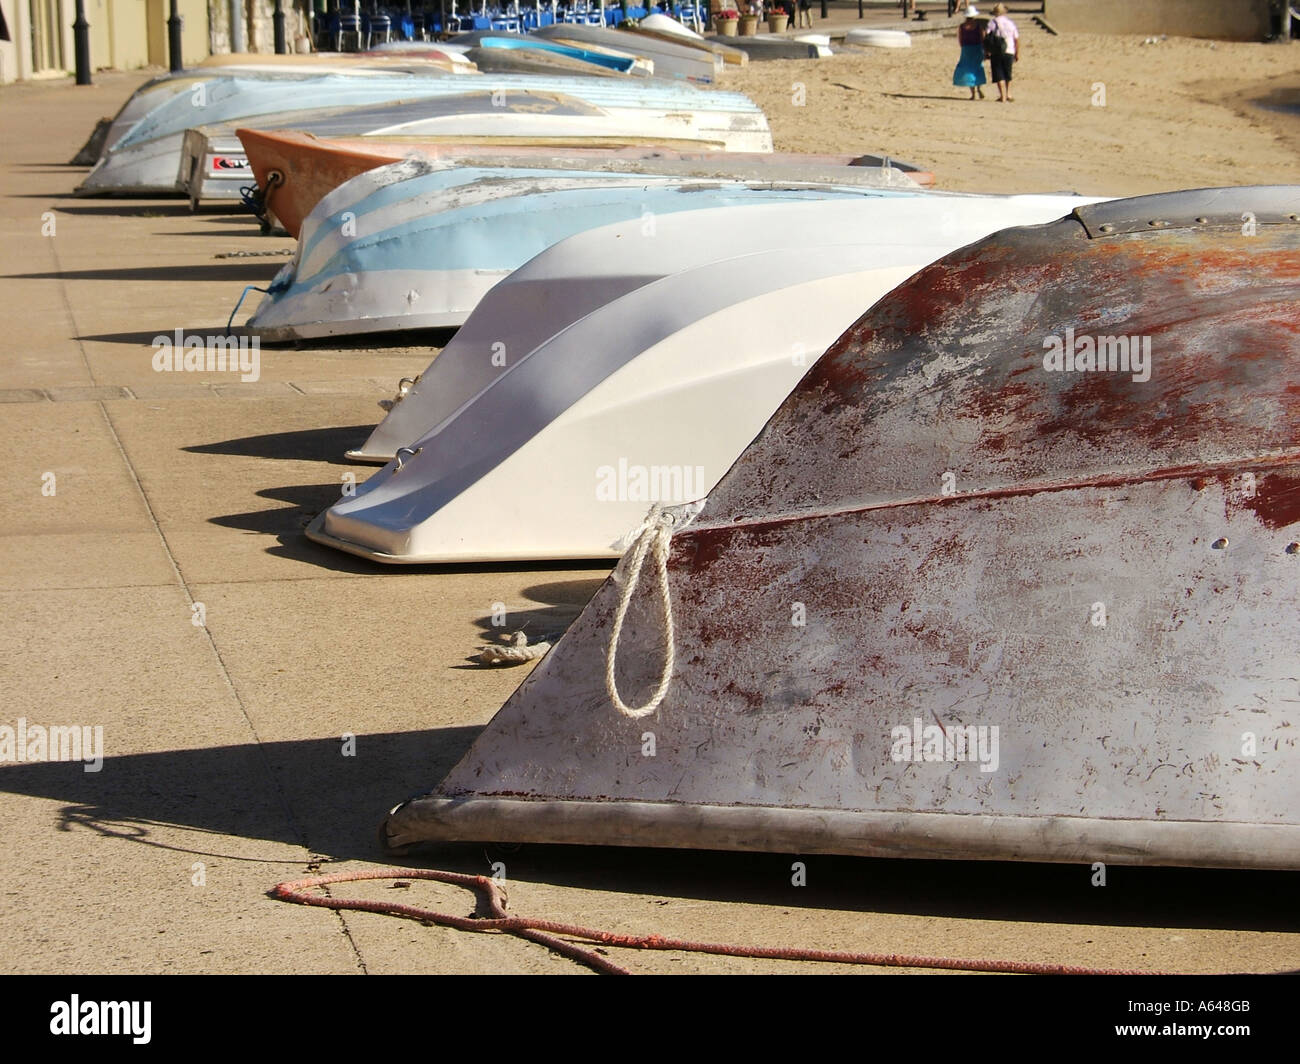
[366,12,393,43]
[335,12,365,50]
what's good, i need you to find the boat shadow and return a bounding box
[78,329,199,346]
[201,475,616,580]
[164,228,270,239]
[0,728,483,867]
[260,519,615,581]
[2,725,1295,937]
[185,425,377,464]
[6,263,283,282]
[408,840,1300,938]
[254,327,458,352]
[50,201,242,218]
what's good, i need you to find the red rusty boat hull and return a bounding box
[386,186,1300,869]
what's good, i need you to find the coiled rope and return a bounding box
[476,630,552,665]
[272,867,1191,976]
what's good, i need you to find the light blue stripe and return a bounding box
[479,37,637,72]
[274,184,916,304]
[300,165,668,263]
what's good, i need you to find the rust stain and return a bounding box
[1228,470,1300,531]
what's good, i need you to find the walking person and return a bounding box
[952,7,986,101]
[986,2,1021,102]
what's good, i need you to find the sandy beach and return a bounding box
[0,20,1297,979]
[731,29,1300,194]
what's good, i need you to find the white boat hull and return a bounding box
[310,191,1104,563]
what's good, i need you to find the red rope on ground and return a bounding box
[272,867,1179,976]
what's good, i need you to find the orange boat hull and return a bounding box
[238,127,935,239]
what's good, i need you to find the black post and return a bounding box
[819,0,826,19]
[858,0,863,18]
[274,0,287,52]
[167,0,184,71]
[73,0,91,84]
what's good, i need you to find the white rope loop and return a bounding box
[605,504,678,719]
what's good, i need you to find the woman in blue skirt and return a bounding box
[953,6,987,100]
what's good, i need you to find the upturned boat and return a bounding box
[231,125,933,234]
[534,22,722,82]
[383,186,1300,870]
[178,81,777,211]
[240,159,925,341]
[454,32,654,76]
[78,73,770,196]
[73,60,466,168]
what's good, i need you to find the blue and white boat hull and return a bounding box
[243,160,906,341]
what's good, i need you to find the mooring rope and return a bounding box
[604,504,677,719]
[239,169,282,233]
[272,867,1194,976]
[225,285,271,334]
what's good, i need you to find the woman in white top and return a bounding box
[986,2,1021,102]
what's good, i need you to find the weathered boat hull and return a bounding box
[82,64,461,168]
[79,73,457,196]
[233,126,928,235]
[384,186,1300,869]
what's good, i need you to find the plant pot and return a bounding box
[738,14,759,35]
[716,18,739,35]
[767,13,788,31]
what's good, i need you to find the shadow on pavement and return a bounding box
[2,727,1297,936]
[7,263,282,282]
[0,727,482,865]
[185,425,377,462]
